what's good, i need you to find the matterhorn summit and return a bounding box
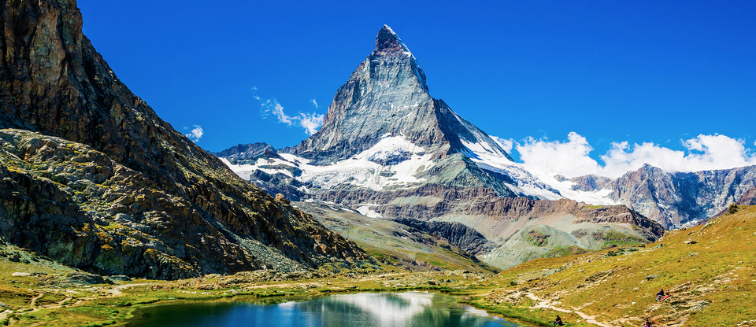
[292,25,513,167]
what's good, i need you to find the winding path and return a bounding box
[526,293,613,327]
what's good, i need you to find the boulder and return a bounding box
[66,272,108,284]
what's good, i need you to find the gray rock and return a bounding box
[607,164,756,228]
[66,272,108,284]
[107,275,132,282]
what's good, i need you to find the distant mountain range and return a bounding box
[216,25,670,269]
[565,164,756,228]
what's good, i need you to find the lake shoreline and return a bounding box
[122,289,536,327]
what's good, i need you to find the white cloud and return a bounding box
[514,132,756,178]
[310,98,319,109]
[298,112,325,135]
[185,125,204,142]
[490,136,514,153]
[516,132,603,177]
[254,89,324,135]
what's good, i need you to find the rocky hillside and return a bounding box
[294,200,497,273]
[0,0,369,279]
[217,25,663,270]
[568,164,756,228]
[392,218,497,256]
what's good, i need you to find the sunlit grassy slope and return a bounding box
[473,204,756,326]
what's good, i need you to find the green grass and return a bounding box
[476,205,756,327]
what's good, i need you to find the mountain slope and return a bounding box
[218,25,663,270]
[0,0,368,279]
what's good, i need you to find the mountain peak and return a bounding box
[375,25,410,55]
[292,24,512,166]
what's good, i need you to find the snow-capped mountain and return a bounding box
[215,25,663,269]
[568,164,756,229]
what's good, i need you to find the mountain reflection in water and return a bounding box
[128,292,522,327]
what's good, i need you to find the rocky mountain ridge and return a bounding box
[218,25,664,269]
[0,0,369,279]
[566,164,756,228]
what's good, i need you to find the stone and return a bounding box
[65,273,107,284]
[107,275,132,282]
[11,272,30,277]
[275,193,290,205]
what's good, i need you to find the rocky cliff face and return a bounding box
[578,164,756,228]
[0,0,369,279]
[736,187,756,205]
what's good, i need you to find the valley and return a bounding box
[0,205,752,326]
[0,1,754,326]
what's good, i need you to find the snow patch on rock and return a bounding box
[222,135,435,191]
[461,139,617,205]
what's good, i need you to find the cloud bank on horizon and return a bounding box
[254,87,324,135]
[507,132,756,178]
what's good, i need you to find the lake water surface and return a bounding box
[127,292,523,327]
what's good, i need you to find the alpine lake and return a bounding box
[126,291,524,327]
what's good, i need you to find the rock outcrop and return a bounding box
[0,0,369,279]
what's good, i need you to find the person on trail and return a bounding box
[553,315,564,327]
[643,319,651,327]
[656,289,665,301]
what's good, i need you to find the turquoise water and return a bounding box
[126,292,523,327]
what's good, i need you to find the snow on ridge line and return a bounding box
[460,140,618,206]
[222,135,435,191]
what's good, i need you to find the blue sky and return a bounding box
[78,1,756,175]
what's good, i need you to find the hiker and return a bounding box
[643,319,651,327]
[553,315,564,327]
[656,289,665,301]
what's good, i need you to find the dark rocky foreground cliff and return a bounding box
[0,0,369,279]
